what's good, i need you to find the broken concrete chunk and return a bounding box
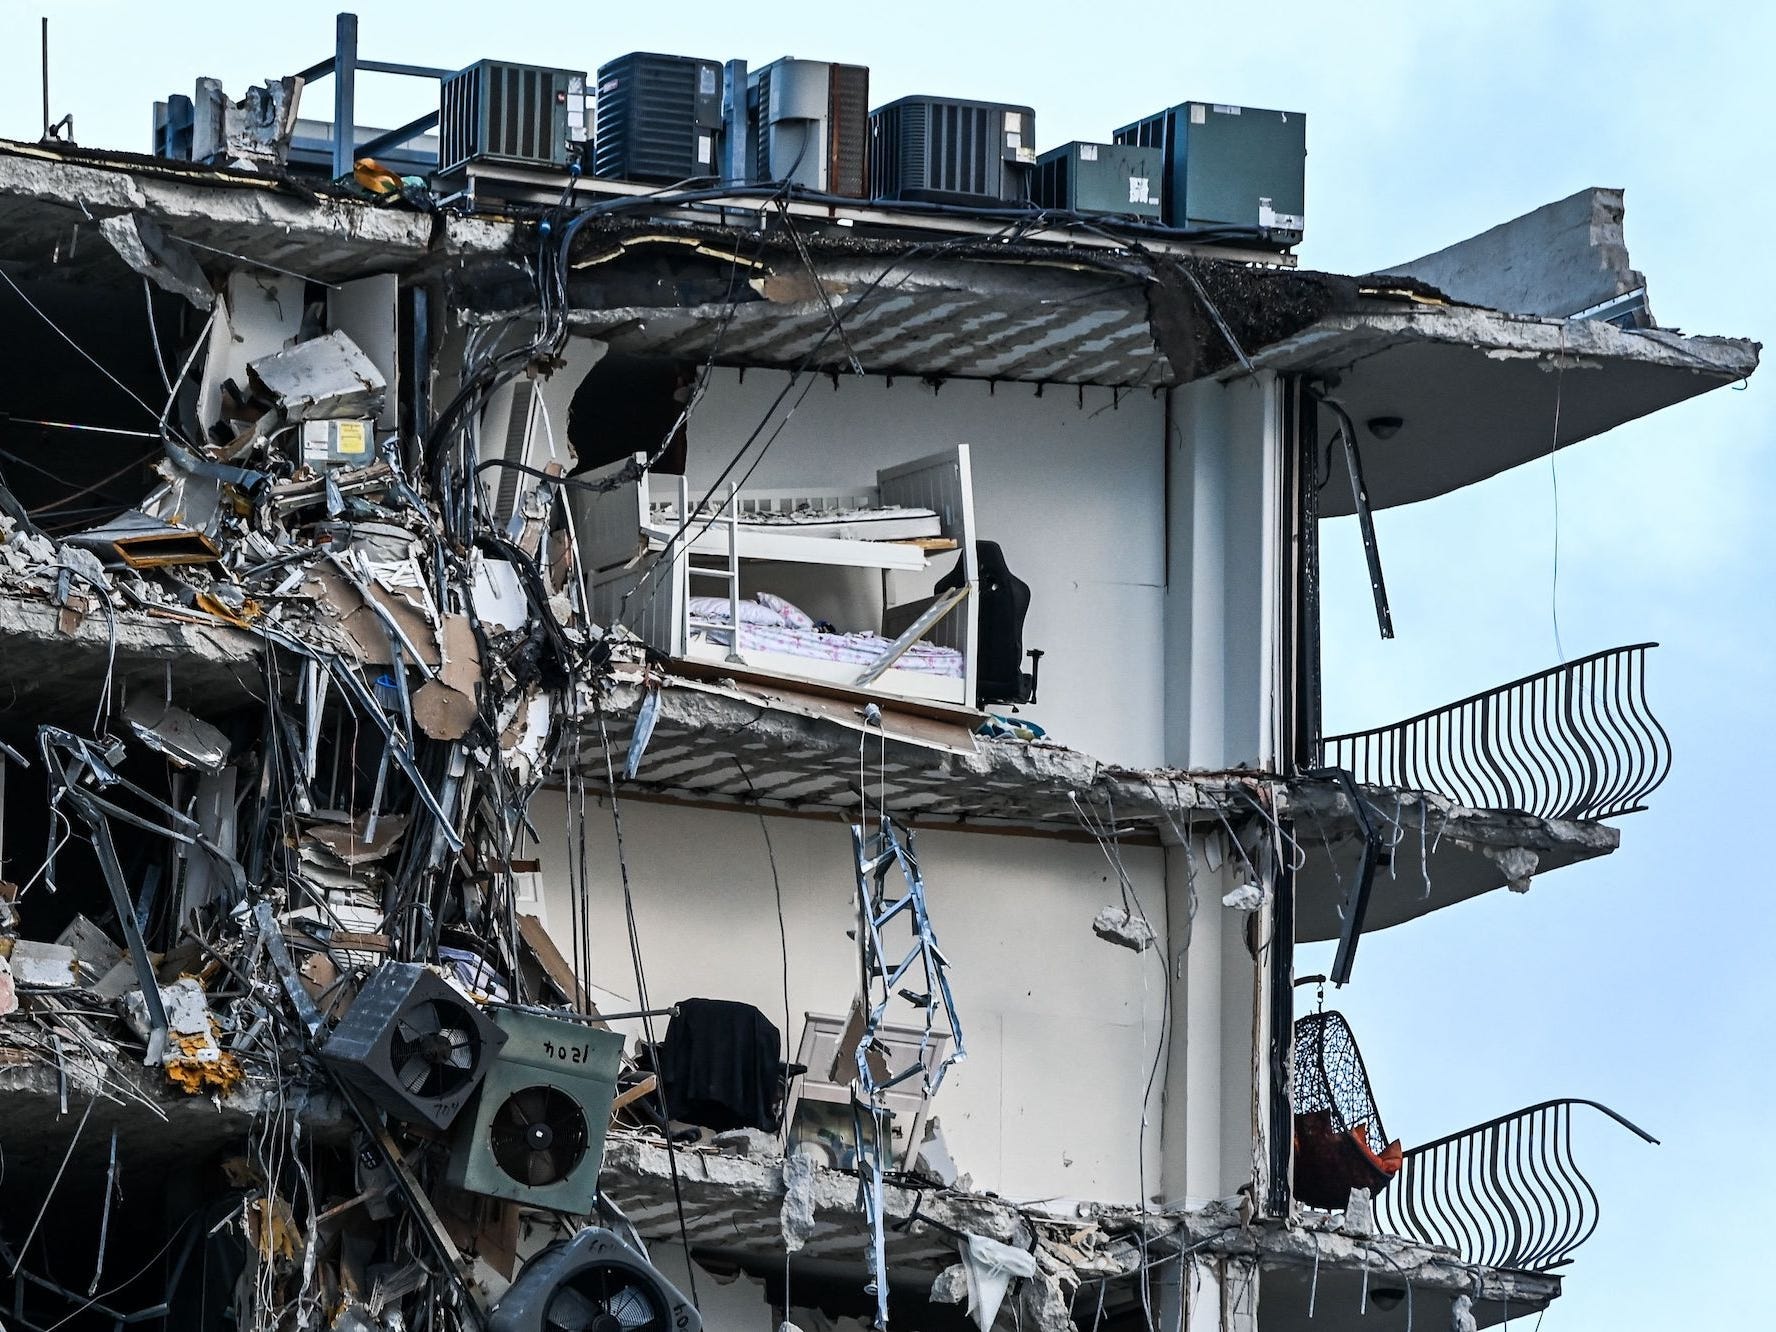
[0,955,14,1016]
[930,1263,968,1306]
[1091,904,1156,952]
[249,330,387,422]
[714,1128,781,1157]
[1484,844,1539,893]
[780,1152,817,1253]
[99,212,215,309]
[1341,1187,1377,1237]
[124,695,231,772]
[1221,880,1267,911]
[54,914,125,986]
[8,940,78,988]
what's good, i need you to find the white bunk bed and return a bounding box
[571,447,979,706]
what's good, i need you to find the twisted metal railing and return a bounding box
[1318,643,1672,821]
[1372,1099,1658,1271]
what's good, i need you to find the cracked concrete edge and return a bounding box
[1244,304,1760,381]
[0,150,512,270]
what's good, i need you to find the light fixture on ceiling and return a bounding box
[1371,1286,1407,1311]
[1367,415,1404,439]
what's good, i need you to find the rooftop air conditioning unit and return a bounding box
[1033,141,1163,221]
[593,52,725,184]
[439,61,588,174]
[319,962,507,1130]
[447,1008,624,1214]
[746,57,870,197]
[1113,101,1306,247]
[868,96,1036,206]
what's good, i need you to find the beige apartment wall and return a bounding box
[532,793,1204,1206]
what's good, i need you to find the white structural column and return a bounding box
[1164,372,1284,772]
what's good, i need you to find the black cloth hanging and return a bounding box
[650,998,786,1133]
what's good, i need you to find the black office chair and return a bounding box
[938,540,1042,710]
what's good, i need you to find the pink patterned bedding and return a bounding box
[693,622,964,678]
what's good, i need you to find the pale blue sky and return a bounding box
[3,2,1770,1325]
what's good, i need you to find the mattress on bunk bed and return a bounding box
[655,502,943,542]
[692,621,964,679]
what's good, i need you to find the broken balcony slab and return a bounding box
[0,592,265,719]
[600,1132,1025,1274]
[1243,302,1760,514]
[0,1045,350,1185]
[578,666,1267,838]
[1288,781,1619,943]
[0,139,509,286]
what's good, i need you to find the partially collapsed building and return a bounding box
[0,15,1760,1332]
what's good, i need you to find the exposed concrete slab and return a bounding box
[0,140,510,285]
[1289,782,1619,942]
[0,593,265,722]
[1239,305,1760,514]
[1379,187,1648,323]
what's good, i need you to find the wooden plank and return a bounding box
[855,585,969,687]
[516,914,607,1026]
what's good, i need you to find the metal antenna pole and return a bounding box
[40,16,49,141]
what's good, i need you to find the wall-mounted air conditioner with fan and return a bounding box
[489,1227,702,1332]
[448,1008,624,1214]
[319,962,506,1130]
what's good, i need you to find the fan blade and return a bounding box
[543,1284,600,1332]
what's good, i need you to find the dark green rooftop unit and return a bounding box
[593,51,724,184]
[1113,101,1305,247]
[1033,141,1163,221]
[439,61,587,174]
[869,96,1036,205]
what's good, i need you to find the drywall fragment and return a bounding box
[1092,904,1156,952]
[304,813,408,866]
[9,940,78,988]
[1342,1187,1377,1237]
[913,1116,959,1187]
[413,614,481,741]
[962,1234,1037,1332]
[472,556,528,633]
[249,330,387,422]
[1484,845,1539,893]
[780,1152,817,1253]
[0,955,14,1016]
[124,696,230,772]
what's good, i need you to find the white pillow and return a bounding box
[755,590,814,629]
[688,595,784,626]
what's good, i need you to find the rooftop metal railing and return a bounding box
[1318,643,1672,821]
[1373,1099,1659,1271]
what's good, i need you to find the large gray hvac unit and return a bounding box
[488,1227,702,1332]
[593,52,724,183]
[447,1007,624,1215]
[1113,100,1306,247]
[439,61,589,174]
[318,962,507,1130]
[868,96,1036,206]
[746,58,870,197]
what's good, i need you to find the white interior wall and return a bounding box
[662,368,1167,767]
[1164,374,1281,772]
[532,796,1173,1205]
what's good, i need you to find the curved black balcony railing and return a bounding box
[1318,643,1672,821]
[1372,1099,1658,1271]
